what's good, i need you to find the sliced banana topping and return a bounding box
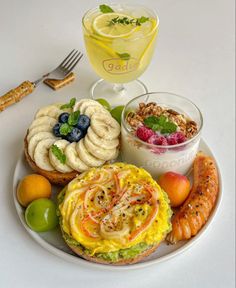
[84,136,117,161]
[29,116,57,131]
[27,125,53,141]
[87,127,119,149]
[83,105,109,118]
[65,142,90,172]
[49,140,73,173]
[73,99,102,113]
[28,132,56,160]
[76,139,105,167]
[91,112,120,140]
[34,138,56,171]
[27,99,121,174]
[35,105,62,119]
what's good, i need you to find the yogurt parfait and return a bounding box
[121,92,203,178]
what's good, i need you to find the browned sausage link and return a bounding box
[0,81,35,112]
[166,153,219,244]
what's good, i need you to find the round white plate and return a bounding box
[13,139,222,270]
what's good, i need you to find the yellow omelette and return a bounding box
[58,163,172,256]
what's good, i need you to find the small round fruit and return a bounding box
[158,172,191,207]
[66,127,84,142]
[52,123,61,137]
[76,115,90,131]
[110,105,124,124]
[96,98,111,111]
[58,112,69,123]
[17,174,52,207]
[25,198,58,232]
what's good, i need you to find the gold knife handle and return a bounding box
[0,81,35,112]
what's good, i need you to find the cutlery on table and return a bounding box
[0,49,83,112]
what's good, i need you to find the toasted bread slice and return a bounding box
[67,242,161,265]
[24,135,78,186]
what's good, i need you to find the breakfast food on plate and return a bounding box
[25,198,58,232]
[17,174,52,207]
[58,163,172,265]
[24,98,120,185]
[126,102,198,139]
[158,172,191,207]
[166,152,219,244]
[121,96,202,178]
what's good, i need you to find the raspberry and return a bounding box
[136,125,155,142]
[167,132,186,145]
[147,135,168,154]
[147,135,168,146]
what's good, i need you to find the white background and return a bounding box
[0,0,235,287]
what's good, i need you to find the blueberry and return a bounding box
[52,123,61,137]
[58,112,69,123]
[66,127,84,143]
[76,115,90,132]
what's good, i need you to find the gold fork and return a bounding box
[0,49,83,112]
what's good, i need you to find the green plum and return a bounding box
[25,198,58,232]
[96,98,111,111]
[110,105,125,124]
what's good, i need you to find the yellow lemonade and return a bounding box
[83,5,158,83]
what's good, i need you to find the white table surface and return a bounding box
[0,0,235,287]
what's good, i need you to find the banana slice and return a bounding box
[28,132,56,160]
[29,116,57,131]
[49,140,73,173]
[76,139,105,167]
[91,112,120,140]
[83,105,109,118]
[65,142,90,172]
[84,136,117,161]
[35,105,63,119]
[27,125,53,141]
[73,99,102,112]
[34,138,56,171]
[87,127,119,149]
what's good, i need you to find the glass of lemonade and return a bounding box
[82,4,159,106]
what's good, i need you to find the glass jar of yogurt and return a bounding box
[121,92,203,178]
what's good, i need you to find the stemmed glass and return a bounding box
[82,3,159,106]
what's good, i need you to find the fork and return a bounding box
[0,49,83,112]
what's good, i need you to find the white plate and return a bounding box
[13,139,222,270]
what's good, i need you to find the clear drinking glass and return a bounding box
[121,92,203,178]
[82,4,159,106]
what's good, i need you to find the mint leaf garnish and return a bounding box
[99,4,114,13]
[59,123,73,136]
[51,144,66,164]
[117,53,131,60]
[144,115,177,134]
[68,111,80,126]
[136,16,149,26]
[60,98,76,110]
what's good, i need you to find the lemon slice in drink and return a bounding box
[92,13,137,38]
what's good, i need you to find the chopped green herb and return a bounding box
[68,111,80,126]
[109,16,149,26]
[144,115,177,134]
[51,144,66,164]
[60,98,76,110]
[117,53,131,60]
[59,123,73,136]
[99,4,114,13]
[136,16,149,26]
